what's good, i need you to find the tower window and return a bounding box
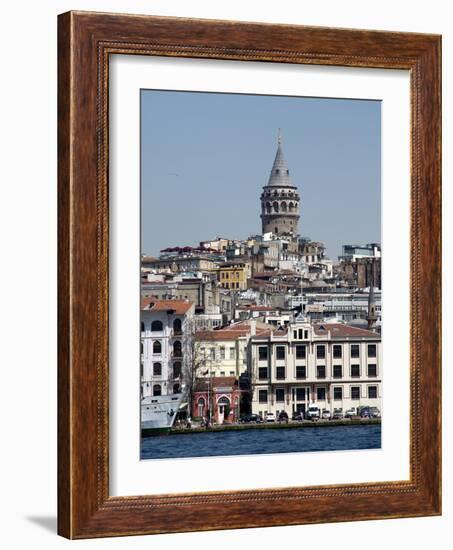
[275,169,279,174]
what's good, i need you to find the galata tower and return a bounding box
[260,132,300,236]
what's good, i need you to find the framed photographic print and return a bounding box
[58,11,441,538]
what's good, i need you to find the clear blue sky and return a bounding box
[141,90,381,260]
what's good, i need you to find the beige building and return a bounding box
[195,321,274,378]
[249,321,382,418]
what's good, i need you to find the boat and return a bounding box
[141,393,186,436]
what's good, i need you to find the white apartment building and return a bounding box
[249,320,382,418]
[140,298,195,399]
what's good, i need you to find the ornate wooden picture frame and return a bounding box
[58,11,441,539]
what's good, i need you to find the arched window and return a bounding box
[281,201,287,212]
[265,202,271,214]
[197,397,205,417]
[173,340,182,357]
[153,384,162,396]
[288,202,294,212]
[218,396,230,405]
[141,321,145,332]
[173,361,182,379]
[151,320,163,332]
[173,318,182,334]
[272,201,279,213]
[153,340,162,354]
[173,383,181,394]
[153,362,162,376]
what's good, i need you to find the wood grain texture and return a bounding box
[57,11,442,539]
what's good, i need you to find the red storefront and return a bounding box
[192,377,241,425]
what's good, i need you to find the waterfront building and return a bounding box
[195,320,274,378]
[191,376,241,424]
[140,298,195,399]
[260,133,300,237]
[249,320,382,418]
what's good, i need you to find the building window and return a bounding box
[141,321,145,332]
[333,345,342,358]
[333,365,342,378]
[153,340,162,354]
[229,347,236,360]
[173,383,181,394]
[140,342,144,354]
[317,387,326,401]
[153,384,162,397]
[351,364,360,378]
[276,366,286,380]
[153,363,162,376]
[151,320,163,332]
[220,346,225,360]
[368,386,378,398]
[333,387,343,400]
[368,344,377,358]
[276,346,286,360]
[296,345,306,359]
[197,397,205,417]
[258,346,268,361]
[296,388,306,401]
[316,345,326,359]
[259,390,268,403]
[296,365,306,379]
[173,318,182,334]
[351,344,360,358]
[173,340,182,357]
[258,367,268,380]
[351,386,361,400]
[368,364,377,377]
[275,388,285,402]
[173,361,182,379]
[317,365,326,379]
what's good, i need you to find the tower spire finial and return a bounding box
[277,128,282,145]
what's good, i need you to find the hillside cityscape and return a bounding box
[140,133,381,457]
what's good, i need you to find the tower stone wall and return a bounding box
[260,135,300,236]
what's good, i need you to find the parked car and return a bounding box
[345,407,357,418]
[369,407,381,418]
[278,411,289,423]
[332,408,344,420]
[359,406,371,418]
[306,406,321,420]
[240,413,262,424]
[292,411,304,421]
[265,412,276,423]
[321,409,332,420]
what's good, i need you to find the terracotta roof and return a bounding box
[141,298,194,314]
[313,323,379,339]
[196,320,274,341]
[194,376,238,391]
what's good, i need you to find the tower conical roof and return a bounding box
[266,134,295,188]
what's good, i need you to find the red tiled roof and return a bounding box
[313,323,379,339]
[141,298,194,314]
[194,376,238,391]
[195,320,274,341]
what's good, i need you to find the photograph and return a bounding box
[139,90,382,460]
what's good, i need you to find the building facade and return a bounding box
[140,298,195,399]
[249,321,382,418]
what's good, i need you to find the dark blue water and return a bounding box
[141,424,381,460]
